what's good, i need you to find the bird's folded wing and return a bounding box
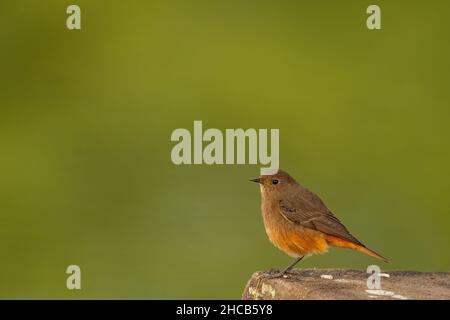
[278,198,363,246]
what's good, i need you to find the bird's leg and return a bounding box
[267,256,304,279]
[281,256,304,274]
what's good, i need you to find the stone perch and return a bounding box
[242,269,450,300]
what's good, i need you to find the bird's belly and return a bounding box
[264,220,329,258]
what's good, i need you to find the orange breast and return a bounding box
[265,223,329,257]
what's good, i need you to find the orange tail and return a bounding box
[325,235,389,263]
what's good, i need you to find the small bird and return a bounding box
[251,170,388,277]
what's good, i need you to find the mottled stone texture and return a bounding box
[242,268,450,300]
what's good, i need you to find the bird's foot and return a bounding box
[265,270,289,279]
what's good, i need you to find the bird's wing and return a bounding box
[278,195,363,246]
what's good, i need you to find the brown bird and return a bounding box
[251,169,388,277]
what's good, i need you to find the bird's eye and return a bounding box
[272,179,279,185]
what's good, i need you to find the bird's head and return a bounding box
[250,169,298,197]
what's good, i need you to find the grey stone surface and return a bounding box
[242,268,450,300]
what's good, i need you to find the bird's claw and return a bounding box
[265,271,288,279]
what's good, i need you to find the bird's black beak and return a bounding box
[249,178,261,184]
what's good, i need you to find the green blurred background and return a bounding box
[1,0,449,299]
